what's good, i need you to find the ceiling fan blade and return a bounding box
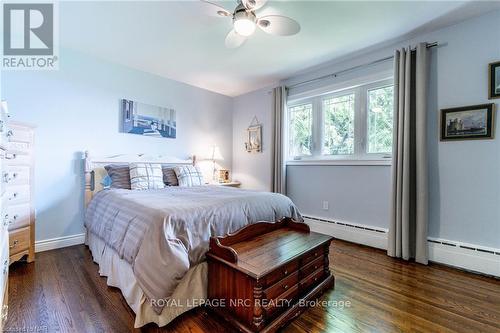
[199,0,231,17]
[241,0,268,11]
[225,30,247,48]
[257,15,301,36]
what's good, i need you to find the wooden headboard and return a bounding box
[83,151,195,206]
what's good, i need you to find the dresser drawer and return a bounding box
[264,284,299,319]
[4,185,30,205]
[300,268,326,293]
[5,141,31,154]
[7,126,33,144]
[6,203,31,230]
[9,226,30,255]
[300,255,325,278]
[301,245,326,265]
[4,152,31,166]
[0,231,9,294]
[264,271,299,301]
[3,165,30,186]
[264,260,299,287]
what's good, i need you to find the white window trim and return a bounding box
[286,76,394,165]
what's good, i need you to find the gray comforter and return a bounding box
[84,186,301,313]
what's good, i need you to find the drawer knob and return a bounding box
[282,284,289,290]
[11,214,18,222]
[314,252,318,257]
[6,130,13,138]
[9,240,18,249]
[283,269,288,276]
[314,265,318,270]
[10,192,18,200]
[5,153,16,160]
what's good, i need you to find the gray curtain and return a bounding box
[272,86,287,194]
[388,43,429,264]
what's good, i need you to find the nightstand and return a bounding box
[216,181,241,188]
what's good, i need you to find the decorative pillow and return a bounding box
[162,165,179,186]
[104,164,131,189]
[174,165,204,187]
[129,163,165,190]
[101,175,112,189]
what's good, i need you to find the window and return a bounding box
[367,86,394,154]
[323,93,355,155]
[288,103,313,157]
[287,79,393,161]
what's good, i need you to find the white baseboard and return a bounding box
[35,233,86,253]
[304,216,499,277]
[303,216,388,250]
[428,239,500,277]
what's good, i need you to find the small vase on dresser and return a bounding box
[4,122,35,264]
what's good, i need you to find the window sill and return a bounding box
[286,159,392,166]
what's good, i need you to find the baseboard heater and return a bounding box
[304,216,500,277]
[428,237,500,256]
[303,215,387,234]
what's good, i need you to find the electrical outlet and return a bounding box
[322,201,329,210]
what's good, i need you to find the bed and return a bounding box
[82,152,302,328]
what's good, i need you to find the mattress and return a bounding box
[85,231,207,328]
[84,185,302,314]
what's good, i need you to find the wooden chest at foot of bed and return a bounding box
[207,217,334,333]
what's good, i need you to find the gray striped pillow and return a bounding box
[162,166,178,186]
[174,165,204,187]
[129,163,165,190]
[104,164,131,189]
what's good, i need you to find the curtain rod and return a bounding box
[287,42,438,90]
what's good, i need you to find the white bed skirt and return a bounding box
[85,231,207,328]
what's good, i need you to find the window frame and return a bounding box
[286,78,394,164]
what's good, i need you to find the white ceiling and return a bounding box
[60,1,497,97]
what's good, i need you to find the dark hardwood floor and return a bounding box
[5,240,500,333]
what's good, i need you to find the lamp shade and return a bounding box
[211,145,224,161]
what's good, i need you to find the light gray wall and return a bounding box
[232,87,275,191]
[283,10,500,248]
[1,48,233,242]
[287,166,391,229]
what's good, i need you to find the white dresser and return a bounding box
[0,105,10,329]
[5,122,35,264]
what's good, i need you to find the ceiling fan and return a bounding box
[201,0,301,48]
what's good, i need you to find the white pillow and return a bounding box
[129,163,165,190]
[174,165,204,187]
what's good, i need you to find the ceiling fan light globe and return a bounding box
[234,18,256,36]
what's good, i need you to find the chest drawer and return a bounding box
[3,165,30,186]
[264,260,299,287]
[7,126,33,144]
[300,268,326,293]
[6,203,31,230]
[300,255,325,278]
[0,231,9,292]
[264,284,299,319]
[301,245,326,266]
[4,152,31,166]
[9,226,30,255]
[264,271,299,301]
[4,185,30,205]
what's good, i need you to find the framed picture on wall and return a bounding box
[440,103,495,141]
[489,61,500,99]
[121,99,177,138]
